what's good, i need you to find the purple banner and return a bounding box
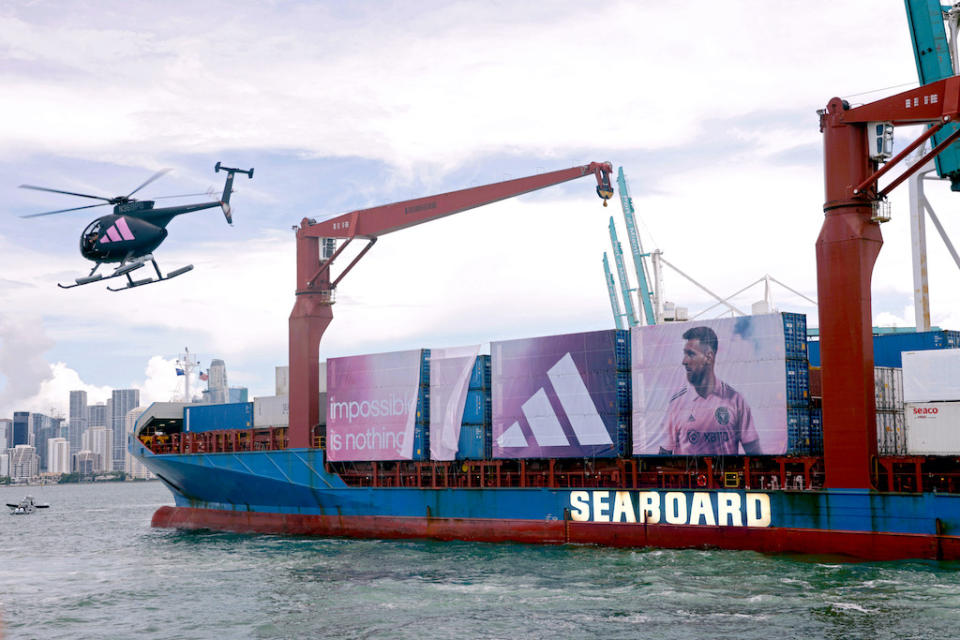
[492,330,622,459]
[326,349,422,461]
[429,346,481,461]
[632,315,788,456]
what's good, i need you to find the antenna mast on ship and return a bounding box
[176,347,199,403]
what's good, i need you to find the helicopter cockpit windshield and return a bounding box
[81,219,102,254]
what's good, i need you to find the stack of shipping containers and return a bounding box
[903,349,960,455]
[809,330,960,457]
[413,350,431,460]
[456,356,492,460]
[875,366,905,455]
[782,313,815,455]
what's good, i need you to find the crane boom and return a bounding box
[602,253,626,330]
[904,0,960,187]
[608,217,638,327]
[288,162,614,447]
[301,163,614,241]
[617,167,656,325]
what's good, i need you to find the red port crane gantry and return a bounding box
[288,162,614,448]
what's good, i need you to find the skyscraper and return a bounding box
[82,426,112,472]
[207,359,228,404]
[31,413,56,471]
[46,438,70,474]
[69,390,88,456]
[12,411,29,446]
[10,445,39,481]
[0,418,11,449]
[111,389,139,471]
[87,404,109,427]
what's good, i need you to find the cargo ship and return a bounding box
[133,75,960,561]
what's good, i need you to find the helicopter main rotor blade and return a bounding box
[20,202,111,218]
[126,168,171,198]
[151,191,214,200]
[19,184,113,202]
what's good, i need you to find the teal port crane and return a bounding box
[905,0,960,188]
[617,168,656,325]
[608,217,638,327]
[602,253,626,330]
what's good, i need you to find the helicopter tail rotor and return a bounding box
[214,162,253,225]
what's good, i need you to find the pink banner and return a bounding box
[429,346,482,461]
[632,314,788,456]
[326,349,423,461]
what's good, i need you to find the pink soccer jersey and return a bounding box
[660,380,759,455]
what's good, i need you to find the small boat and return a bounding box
[6,496,50,515]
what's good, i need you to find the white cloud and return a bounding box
[12,355,193,421]
[18,362,112,419]
[138,356,187,406]
[0,2,917,168]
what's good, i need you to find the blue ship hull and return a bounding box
[134,440,960,561]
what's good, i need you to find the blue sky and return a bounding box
[2,1,959,419]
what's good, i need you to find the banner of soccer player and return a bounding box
[631,314,788,456]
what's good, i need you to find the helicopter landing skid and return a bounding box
[106,259,193,292]
[57,256,193,291]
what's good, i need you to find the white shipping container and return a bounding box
[254,395,289,428]
[274,364,326,395]
[275,366,289,396]
[874,367,903,411]
[905,401,960,455]
[877,410,906,455]
[903,349,960,402]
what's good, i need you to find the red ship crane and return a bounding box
[820,77,960,489]
[288,162,614,447]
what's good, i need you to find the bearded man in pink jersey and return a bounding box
[658,326,762,456]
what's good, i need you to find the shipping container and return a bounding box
[468,355,492,390]
[903,349,960,402]
[877,410,906,455]
[808,330,960,367]
[462,389,491,425]
[253,395,289,428]
[906,401,960,455]
[874,367,903,412]
[785,360,810,408]
[184,402,254,433]
[782,312,808,360]
[787,407,811,455]
[809,408,823,456]
[456,423,492,460]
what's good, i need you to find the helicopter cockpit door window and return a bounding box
[82,220,102,251]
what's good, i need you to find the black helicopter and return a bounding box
[20,162,253,291]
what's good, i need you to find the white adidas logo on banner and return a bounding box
[497,353,612,448]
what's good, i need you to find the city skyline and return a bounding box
[1,356,249,481]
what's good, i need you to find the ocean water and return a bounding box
[1,482,959,640]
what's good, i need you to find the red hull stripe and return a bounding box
[152,506,960,561]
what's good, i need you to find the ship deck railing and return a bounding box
[138,431,960,494]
